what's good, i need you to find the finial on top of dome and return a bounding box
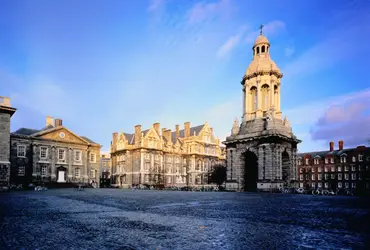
[259,24,264,35]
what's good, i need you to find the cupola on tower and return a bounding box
[224,25,301,192]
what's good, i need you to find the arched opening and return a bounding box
[261,84,269,111]
[256,46,260,54]
[243,151,258,191]
[274,85,278,108]
[282,151,290,185]
[262,45,265,53]
[249,87,257,112]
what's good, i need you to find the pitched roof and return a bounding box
[297,147,370,158]
[80,136,98,144]
[12,128,40,136]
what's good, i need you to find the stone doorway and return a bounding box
[56,167,67,183]
[243,150,258,191]
[282,151,290,184]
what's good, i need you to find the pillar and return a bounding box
[51,147,56,180]
[68,148,72,181]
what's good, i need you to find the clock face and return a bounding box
[59,132,65,138]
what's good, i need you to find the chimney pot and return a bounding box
[153,122,160,135]
[329,141,334,152]
[339,140,344,151]
[175,125,180,139]
[184,122,190,137]
[55,118,63,127]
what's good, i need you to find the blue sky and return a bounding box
[1,0,370,153]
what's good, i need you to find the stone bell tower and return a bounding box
[224,27,301,192]
[0,96,16,186]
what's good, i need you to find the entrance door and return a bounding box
[57,171,65,182]
[243,151,258,191]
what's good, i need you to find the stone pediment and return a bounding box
[34,127,89,145]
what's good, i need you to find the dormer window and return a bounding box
[340,156,346,163]
[314,158,319,165]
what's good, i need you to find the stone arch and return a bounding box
[249,86,257,112]
[261,84,270,111]
[256,46,260,54]
[242,150,259,191]
[282,150,290,184]
[262,45,265,53]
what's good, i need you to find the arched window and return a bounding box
[256,47,260,54]
[261,84,269,110]
[250,87,257,111]
[262,45,265,53]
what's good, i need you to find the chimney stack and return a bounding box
[175,125,180,139]
[184,122,190,137]
[162,128,166,137]
[153,123,160,135]
[46,116,54,127]
[164,129,172,143]
[135,125,142,145]
[329,141,334,152]
[0,96,11,107]
[339,140,344,151]
[55,118,63,127]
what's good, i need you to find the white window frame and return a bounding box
[318,182,322,188]
[75,168,81,178]
[351,173,356,180]
[338,166,342,172]
[345,173,349,180]
[305,158,309,165]
[351,183,356,188]
[300,174,303,180]
[90,169,96,178]
[340,156,346,163]
[352,156,356,162]
[318,167,322,173]
[352,165,356,171]
[41,166,48,176]
[311,182,315,188]
[359,154,363,162]
[314,158,319,165]
[338,182,342,188]
[74,150,81,162]
[331,166,335,172]
[325,158,328,164]
[338,173,342,180]
[318,174,322,181]
[345,166,349,171]
[325,182,329,188]
[17,145,26,157]
[40,146,48,159]
[18,166,25,176]
[58,148,66,162]
[345,182,349,188]
[311,174,315,181]
[330,158,334,164]
[167,176,171,184]
[90,153,96,163]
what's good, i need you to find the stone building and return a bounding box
[9,114,101,187]
[223,30,301,192]
[297,141,370,193]
[100,152,111,188]
[110,122,226,188]
[0,96,16,186]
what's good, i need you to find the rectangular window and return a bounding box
[58,149,66,161]
[325,158,328,164]
[90,153,96,163]
[351,165,356,171]
[145,174,149,182]
[351,183,356,188]
[338,173,342,180]
[167,176,171,184]
[145,153,150,159]
[338,182,342,188]
[325,174,329,180]
[331,174,335,179]
[330,158,334,164]
[318,174,322,180]
[359,155,363,162]
[331,166,335,172]
[298,160,302,165]
[351,173,356,180]
[75,168,80,178]
[311,174,315,181]
[145,162,150,171]
[41,166,47,176]
[305,158,309,165]
[91,169,95,178]
[18,166,25,176]
[299,183,303,188]
[75,150,82,162]
[338,166,342,172]
[312,167,315,172]
[318,167,322,173]
[40,147,48,159]
[325,182,329,188]
[345,166,349,171]
[299,168,303,173]
[324,167,328,172]
[300,174,303,180]
[345,182,349,189]
[352,156,356,162]
[311,182,315,188]
[345,173,349,180]
[318,182,322,188]
[341,156,346,163]
[314,158,319,165]
[17,145,26,157]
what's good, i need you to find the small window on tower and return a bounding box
[262,45,265,53]
[257,47,260,54]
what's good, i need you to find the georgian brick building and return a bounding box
[110,122,226,188]
[297,141,370,193]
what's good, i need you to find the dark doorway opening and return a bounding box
[282,151,290,185]
[243,151,258,191]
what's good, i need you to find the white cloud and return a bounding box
[148,0,166,12]
[284,47,294,57]
[216,26,248,58]
[187,0,235,25]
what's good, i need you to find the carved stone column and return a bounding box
[258,145,264,180]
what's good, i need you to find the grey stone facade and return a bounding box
[223,33,300,192]
[0,97,16,186]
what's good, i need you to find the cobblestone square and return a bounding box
[1,189,369,250]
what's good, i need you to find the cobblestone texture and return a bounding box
[0,189,369,250]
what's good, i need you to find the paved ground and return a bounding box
[0,189,369,250]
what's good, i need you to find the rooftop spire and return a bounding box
[259,24,264,35]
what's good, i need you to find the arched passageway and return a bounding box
[282,151,290,184]
[243,151,258,191]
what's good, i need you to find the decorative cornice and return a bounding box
[241,70,283,84]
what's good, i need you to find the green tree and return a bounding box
[209,164,227,188]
